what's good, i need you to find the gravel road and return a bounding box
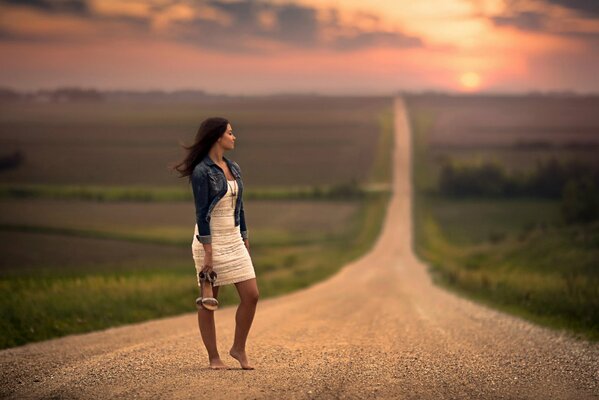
[1,97,597,399]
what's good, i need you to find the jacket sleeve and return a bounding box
[240,198,248,240]
[233,160,249,240]
[191,168,212,244]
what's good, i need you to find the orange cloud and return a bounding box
[0,6,97,38]
[89,0,151,19]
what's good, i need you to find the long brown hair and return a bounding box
[172,117,229,183]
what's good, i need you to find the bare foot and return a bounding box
[208,358,228,370]
[229,348,254,370]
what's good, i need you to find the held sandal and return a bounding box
[196,271,219,311]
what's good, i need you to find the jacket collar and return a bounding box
[202,154,216,167]
[201,154,239,177]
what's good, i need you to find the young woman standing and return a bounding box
[174,117,258,370]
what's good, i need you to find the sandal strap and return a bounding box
[207,271,217,283]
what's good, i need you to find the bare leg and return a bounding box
[197,285,228,369]
[229,278,259,369]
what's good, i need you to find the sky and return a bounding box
[0,0,598,95]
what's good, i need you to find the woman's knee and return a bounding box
[242,289,259,305]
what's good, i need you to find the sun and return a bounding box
[459,72,482,91]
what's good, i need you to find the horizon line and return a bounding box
[2,86,599,98]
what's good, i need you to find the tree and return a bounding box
[561,177,599,224]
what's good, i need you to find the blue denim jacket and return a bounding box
[191,155,248,244]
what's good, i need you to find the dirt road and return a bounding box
[1,98,597,399]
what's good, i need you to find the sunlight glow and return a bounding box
[459,72,482,90]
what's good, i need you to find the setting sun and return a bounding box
[459,72,482,91]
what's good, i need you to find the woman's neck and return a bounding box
[208,146,225,165]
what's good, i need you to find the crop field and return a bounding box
[0,230,187,274]
[407,94,599,177]
[0,96,390,187]
[406,94,599,339]
[406,94,598,146]
[0,96,393,349]
[0,199,359,249]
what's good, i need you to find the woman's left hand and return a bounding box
[244,239,250,253]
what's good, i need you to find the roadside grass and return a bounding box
[1,265,196,349]
[408,104,599,341]
[0,104,393,350]
[0,191,391,349]
[0,190,390,352]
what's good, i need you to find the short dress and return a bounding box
[191,179,256,287]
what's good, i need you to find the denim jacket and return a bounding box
[191,155,248,244]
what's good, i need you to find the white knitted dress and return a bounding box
[191,180,255,287]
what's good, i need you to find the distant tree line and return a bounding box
[511,140,599,151]
[0,150,24,171]
[0,87,104,102]
[0,87,225,103]
[438,157,599,223]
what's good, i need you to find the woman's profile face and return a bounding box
[218,123,236,150]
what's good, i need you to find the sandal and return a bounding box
[196,271,219,311]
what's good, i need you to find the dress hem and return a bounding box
[212,274,256,287]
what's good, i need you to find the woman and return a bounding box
[174,117,259,370]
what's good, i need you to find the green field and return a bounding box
[0,96,393,349]
[407,94,599,340]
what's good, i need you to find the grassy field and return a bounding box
[0,195,391,349]
[0,96,393,349]
[406,94,599,340]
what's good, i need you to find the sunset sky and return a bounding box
[0,0,597,94]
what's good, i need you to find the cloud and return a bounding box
[272,3,320,45]
[544,0,599,18]
[491,11,545,31]
[485,0,599,43]
[0,0,424,52]
[331,31,422,51]
[0,0,89,15]
[177,1,423,52]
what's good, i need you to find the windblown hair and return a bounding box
[172,117,229,183]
